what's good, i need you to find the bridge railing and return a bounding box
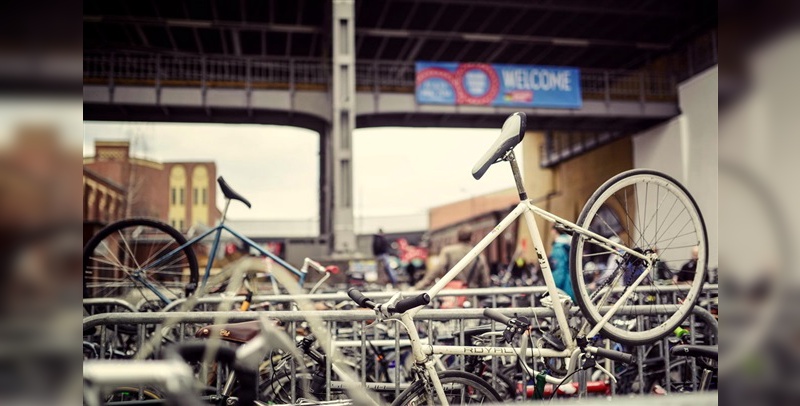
[84,52,677,102]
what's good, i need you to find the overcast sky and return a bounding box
[83,121,523,230]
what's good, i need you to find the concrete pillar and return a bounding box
[330,0,356,254]
[319,125,333,242]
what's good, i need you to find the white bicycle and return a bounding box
[347,111,709,405]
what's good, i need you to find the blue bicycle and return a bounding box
[83,176,310,307]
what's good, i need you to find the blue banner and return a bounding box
[415,62,582,109]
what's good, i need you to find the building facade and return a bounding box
[83,141,219,232]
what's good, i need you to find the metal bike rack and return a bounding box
[83,306,718,329]
[83,298,139,314]
[84,303,717,401]
[84,359,198,406]
[150,284,717,313]
[158,285,551,312]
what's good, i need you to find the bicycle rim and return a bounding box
[83,218,199,307]
[392,370,504,405]
[570,169,708,345]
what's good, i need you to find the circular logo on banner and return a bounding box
[454,64,500,105]
[463,69,489,96]
[417,64,500,105]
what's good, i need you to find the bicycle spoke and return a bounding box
[658,219,695,254]
[654,206,688,244]
[87,256,135,274]
[641,185,671,239]
[572,171,706,344]
[117,230,143,271]
[613,191,645,249]
[97,240,130,273]
[138,239,182,269]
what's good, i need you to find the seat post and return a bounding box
[507,150,528,201]
[220,199,231,224]
[699,368,714,391]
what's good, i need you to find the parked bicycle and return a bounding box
[345,111,708,405]
[83,177,319,308]
[670,344,717,391]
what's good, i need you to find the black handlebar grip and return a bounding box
[592,347,636,365]
[347,288,374,309]
[483,308,512,326]
[393,293,431,313]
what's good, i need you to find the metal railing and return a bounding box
[83,304,717,400]
[82,284,718,314]
[159,285,548,312]
[83,298,138,316]
[84,52,329,89]
[84,51,678,102]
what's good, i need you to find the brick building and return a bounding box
[427,188,520,270]
[83,141,220,232]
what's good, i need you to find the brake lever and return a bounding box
[592,362,618,384]
[502,316,531,344]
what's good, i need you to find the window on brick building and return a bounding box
[171,188,176,204]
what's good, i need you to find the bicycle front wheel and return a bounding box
[83,218,199,307]
[570,169,708,345]
[391,370,504,405]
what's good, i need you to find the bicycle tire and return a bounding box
[569,169,708,345]
[260,370,314,403]
[391,370,503,405]
[83,218,199,307]
[477,366,516,400]
[105,386,162,401]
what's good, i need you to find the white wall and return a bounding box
[633,66,718,268]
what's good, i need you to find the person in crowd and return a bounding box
[584,261,601,290]
[511,257,528,281]
[413,226,490,290]
[595,235,623,286]
[372,228,398,286]
[675,246,699,284]
[653,246,673,282]
[549,227,575,301]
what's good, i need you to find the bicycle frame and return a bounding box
[135,199,307,304]
[386,151,654,404]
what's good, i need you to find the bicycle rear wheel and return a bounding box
[391,370,503,405]
[259,370,314,403]
[569,169,708,345]
[83,218,199,307]
[105,386,162,402]
[477,366,516,400]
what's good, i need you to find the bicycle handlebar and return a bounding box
[347,288,430,314]
[302,257,327,274]
[670,344,718,361]
[587,346,636,365]
[483,308,512,326]
[347,288,377,309]
[394,293,431,313]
